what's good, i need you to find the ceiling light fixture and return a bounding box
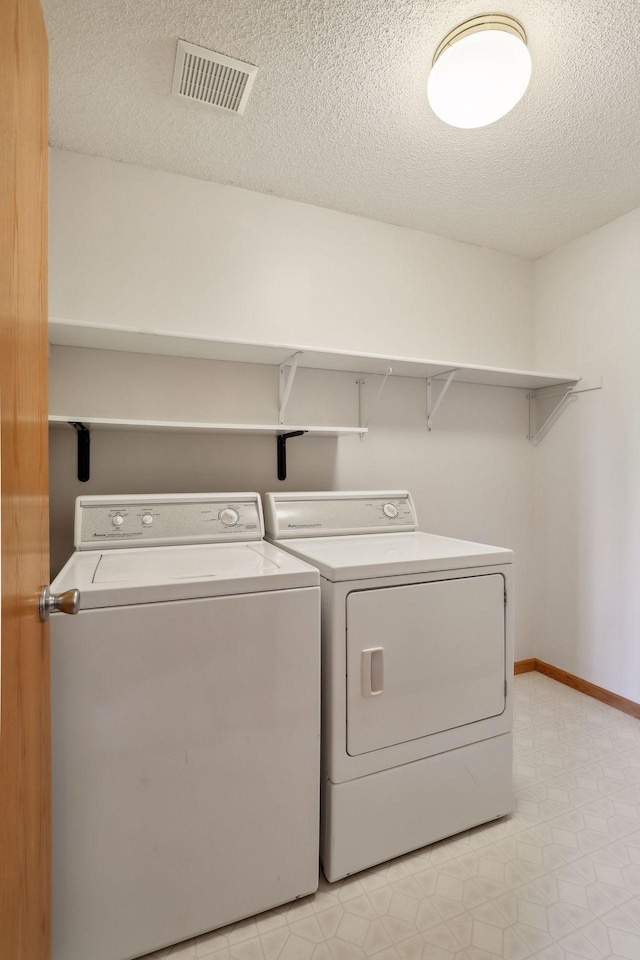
[427,14,531,129]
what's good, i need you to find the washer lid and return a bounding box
[269,531,512,582]
[92,543,277,583]
[51,541,319,609]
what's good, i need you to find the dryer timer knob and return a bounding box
[383,503,398,519]
[112,514,124,527]
[220,508,239,526]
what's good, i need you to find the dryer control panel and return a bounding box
[264,491,417,539]
[75,494,264,549]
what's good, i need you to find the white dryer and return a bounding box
[264,490,514,882]
[50,493,320,960]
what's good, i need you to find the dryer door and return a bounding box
[346,574,505,756]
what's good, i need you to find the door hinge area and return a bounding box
[504,587,507,607]
[504,679,508,698]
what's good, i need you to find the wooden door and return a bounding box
[0,0,51,957]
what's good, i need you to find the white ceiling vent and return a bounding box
[172,40,257,115]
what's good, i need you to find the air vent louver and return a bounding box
[172,40,257,114]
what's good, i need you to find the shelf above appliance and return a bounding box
[49,416,365,483]
[48,416,364,438]
[49,319,580,391]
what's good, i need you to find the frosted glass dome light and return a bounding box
[427,15,531,129]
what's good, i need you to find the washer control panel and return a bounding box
[264,491,417,539]
[219,508,239,526]
[75,494,264,550]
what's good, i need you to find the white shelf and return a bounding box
[49,319,579,391]
[48,415,366,438]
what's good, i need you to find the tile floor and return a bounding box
[143,673,640,960]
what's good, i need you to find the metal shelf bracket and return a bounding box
[278,351,303,425]
[69,422,90,482]
[277,430,307,481]
[357,367,393,437]
[426,369,458,431]
[527,377,602,445]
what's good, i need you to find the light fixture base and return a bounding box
[432,14,527,66]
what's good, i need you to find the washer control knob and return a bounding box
[142,514,154,526]
[220,508,239,526]
[112,514,124,527]
[383,503,398,519]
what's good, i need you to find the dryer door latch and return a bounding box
[361,647,384,698]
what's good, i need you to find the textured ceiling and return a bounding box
[43,0,640,258]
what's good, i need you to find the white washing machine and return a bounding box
[50,493,320,960]
[264,490,514,882]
